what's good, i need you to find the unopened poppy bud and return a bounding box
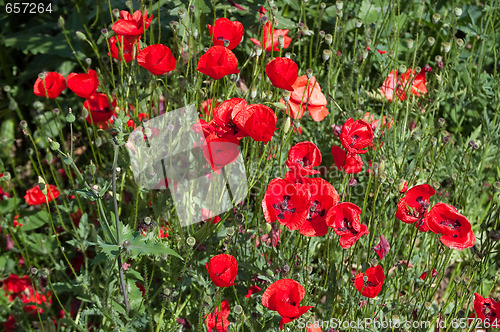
[336,0,343,10]
[278,35,285,48]
[306,68,313,79]
[255,45,263,57]
[234,305,243,314]
[283,117,291,134]
[456,38,464,48]
[75,31,87,41]
[265,223,273,233]
[427,37,435,46]
[454,7,463,17]
[322,49,332,61]
[250,87,258,99]
[398,64,407,73]
[50,139,60,151]
[407,38,414,49]
[325,34,333,45]
[362,49,369,59]
[432,13,441,24]
[186,236,196,247]
[58,16,65,28]
[356,19,363,28]
[443,42,451,53]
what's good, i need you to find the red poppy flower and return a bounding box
[380,69,428,101]
[208,18,244,50]
[205,300,230,332]
[281,75,328,122]
[24,184,60,205]
[266,57,299,91]
[202,133,240,172]
[112,10,153,42]
[232,104,277,143]
[212,98,248,138]
[250,22,291,52]
[108,35,140,63]
[33,72,66,99]
[326,202,369,249]
[354,265,385,298]
[262,279,314,330]
[201,99,223,116]
[245,285,262,298]
[137,44,176,75]
[202,209,221,224]
[286,141,322,176]
[340,118,374,155]
[331,146,363,174]
[299,178,339,237]
[83,93,112,124]
[1,274,31,294]
[395,184,435,231]
[66,69,99,98]
[262,178,311,231]
[205,254,238,287]
[419,268,437,280]
[473,293,500,328]
[363,112,394,132]
[197,46,239,80]
[1,274,52,314]
[425,203,475,250]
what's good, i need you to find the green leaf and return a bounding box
[271,102,287,110]
[0,198,17,214]
[22,210,49,231]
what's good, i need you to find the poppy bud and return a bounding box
[325,33,333,45]
[75,30,87,41]
[442,42,451,53]
[427,37,435,46]
[58,16,65,28]
[283,116,291,133]
[407,38,414,49]
[454,7,462,16]
[322,49,332,61]
[432,13,440,24]
[356,19,363,28]
[336,0,343,10]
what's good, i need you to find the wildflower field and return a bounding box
[1,0,500,331]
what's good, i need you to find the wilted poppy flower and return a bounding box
[419,268,437,280]
[286,141,322,176]
[33,72,66,99]
[66,69,99,98]
[205,299,231,332]
[266,57,299,91]
[246,285,262,298]
[473,293,500,328]
[205,254,238,287]
[112,10,153,42]
[208,17,244,50]
[25,184,60,205]
[262,178,310,231]
[83,93,112,124]
[202,133,240,172]
[380,69,427,101]
[108,35,140,63]
[262,279,314,330]
[331,146,363,174]
[197,45,239,80]
[395,184,435,231]
[250,22,291,52]
[282,75,329,122]
[425,203,475,250]
[373,234,390,260]
[354,265,385,298]
[326,202,369,249]
[137,44,176,75]
[299,178,339,237]
[340,118,374,155]
[232,104,277,143]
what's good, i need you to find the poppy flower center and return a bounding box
[349,134,359,147]
[364,280,377,287]
[440,218,461,230]
[272,195,297,220]
[338,218,358,235]
[307,200,325,221]
[482,303,496,319]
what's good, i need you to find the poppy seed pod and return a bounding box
[454,7,463,16]
[407,38,414,49]
[322,49,332,61]
[432,13,441,24]
[443,42,451,53]
[427,37,435,46]
[336,0,343,10]
[325,33,333,45]
[356,19,363,28]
